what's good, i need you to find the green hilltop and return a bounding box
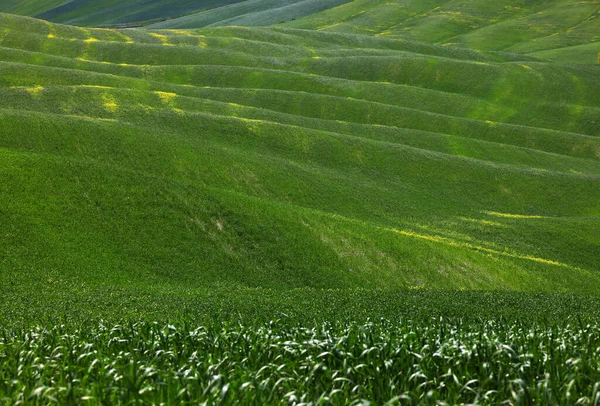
[0,0,598,61]
[151,1,598,63]
[150,0,600,63]
[284,0,600,61]
[0,8,599,301]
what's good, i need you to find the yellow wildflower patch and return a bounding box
[102,94,119,113]
[155,91,177,104]
[150,33,173,46]
[484,211,543,219]
[239,118,265,124]
[317,22,341,31]
[458,217,508,228]
[79,85,113,90]
[393,228,568,269]
[25,85,44,97]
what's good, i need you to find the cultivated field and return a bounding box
[1,13,599,294]
[0,1,599,403]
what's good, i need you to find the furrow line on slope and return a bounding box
[0,25,549,75]
[0,51,514,122]
[0,30,503,75]
[524,40,600,57]
[0,96,588,180]
[2,75,599,168]
[0,24,506,65]
[0,25,319,57]
[2,76,599,168]
[434,3,553,50]
[0,68,508,131]
[2,102,599,182]
[5,16,510,64]
[497,5,600,54]
[2,38,598,120]
[0,47,520,116]
[207,27,543,63]
[0,104,542,176]
[3,47,597,140]
[199,26,534,62]
[149,0,353,30]
[200,25,543,62]
[1,53,596,145]
[0,114,393,193]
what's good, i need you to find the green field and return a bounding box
[4,315,600,404]
[2,0,600,64]
[150,0,600,64]
[0,0,599,403]
[0,0,250,26]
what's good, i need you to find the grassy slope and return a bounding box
[0,13,599,299]
[0,0,351,27]
[1,0,598,62]
[148,0,352,29]
[284,0,600,63]
[0,0,248,26]
[0,0,64,16]
[150,0,600,63]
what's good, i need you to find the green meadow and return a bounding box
[0,0,599,402]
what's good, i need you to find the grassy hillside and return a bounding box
[3,0,599,64]
[146,0,600,63]
[149,0,352,29]
[0,0,249,26]
[0,12,599,298]
[2,0,598,62]
[283,0,600,62]
[0,0,351,27]
[1,5,600,403]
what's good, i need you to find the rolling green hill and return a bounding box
[0,0,249,26]
[1,0,598,61]
[283,0,600,62]
[149,0,352,29]
[0,12,599,298]
[284,1,600,43]
[146,0,600,63]
[1,4,600,404]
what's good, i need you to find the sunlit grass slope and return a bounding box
[284,0,600,63]
[0,13,599,296]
